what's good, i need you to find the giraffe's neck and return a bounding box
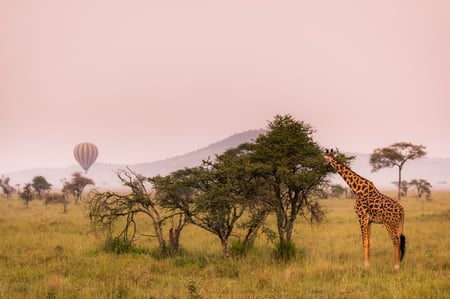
[329,158,377,196]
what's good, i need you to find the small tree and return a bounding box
[0,176,15,198]
[250,114,330,260]
[62,172,95,204]
[391,181,409,197]
[153,162,247,257]
[19,183,33,207]
[408,179,432,200]
[88,169,187,257]
[370,142,426,200]
[151,144,270,257]
[31,176,52,199]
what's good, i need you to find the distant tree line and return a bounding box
[391,179,432,199]
[324,178,432,200]
[17,172,94,212]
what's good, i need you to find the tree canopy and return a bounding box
[0,176,15,198]
[62,172,95,204]
[31,176,52,199]
[370,142,426,200]
[249,115,329,255]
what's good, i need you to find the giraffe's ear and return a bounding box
[326,149,329,154]
[330,148,334,154]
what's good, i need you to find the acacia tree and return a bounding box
[88,169,187,256]
[216,144,272,252]
[31,176,52,199]
[179,163,244,257]
[19,183,33,207]
[62,172,95,204]
[151,144,269,257]
[370,142,426,200]
[249,114,330,259]
[150,170,194,256]
[0,176,15,198]
[408,179,432,199]
[391,181,409,197]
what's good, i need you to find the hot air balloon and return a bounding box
[73,142,98,173]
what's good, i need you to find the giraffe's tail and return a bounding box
[400,234,406,261]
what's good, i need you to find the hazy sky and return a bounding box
[1,0,449,173]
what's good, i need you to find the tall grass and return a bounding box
[0,192,449,298]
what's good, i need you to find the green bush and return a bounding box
[273,240,297,262]
[230,239,252,257]
[103,236,133,254]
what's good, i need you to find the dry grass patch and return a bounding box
[0,192,449,298]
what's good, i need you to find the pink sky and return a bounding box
[1,0,450,173]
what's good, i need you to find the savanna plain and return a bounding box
[0,192,449,299]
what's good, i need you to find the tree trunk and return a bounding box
[276,216,286,245]
[286,224,293,242]
[152,221,166,249]
[168,227,181,256]
[275,210,295,244]
[168,228,176,255]
[242,210,268,249]
[220,237,230,257]
[397,166,402,200]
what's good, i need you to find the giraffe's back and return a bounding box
[367,192,404,224]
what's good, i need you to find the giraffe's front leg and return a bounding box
[359,217,371,267]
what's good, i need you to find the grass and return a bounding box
[0,192,449,298]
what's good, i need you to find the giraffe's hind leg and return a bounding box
[385,223,402,269]
[359,217,371,267]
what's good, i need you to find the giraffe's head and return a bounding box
[323,149,336,165]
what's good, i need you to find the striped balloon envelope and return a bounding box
[73,142,98,173]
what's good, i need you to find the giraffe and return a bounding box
[323,149,406,269]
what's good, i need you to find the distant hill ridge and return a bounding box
[5,129,450,190]
[6,129,266,189]
[130,129,266,177]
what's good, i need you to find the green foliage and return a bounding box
[409,179,432,199]
[370,142,426,171]
[230,238,252,257]
[0,175,15,197]
[273,240,297,262]
[103,236,134,254]
[251,114,330,245]
[152,143,269,257]
[150,115,334,257]
[19,183,33,206]
[31,175,52,199]
[89,169,187,258]
[150,244,187,260]
[370,142,427,199]
[62,172,94,203]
